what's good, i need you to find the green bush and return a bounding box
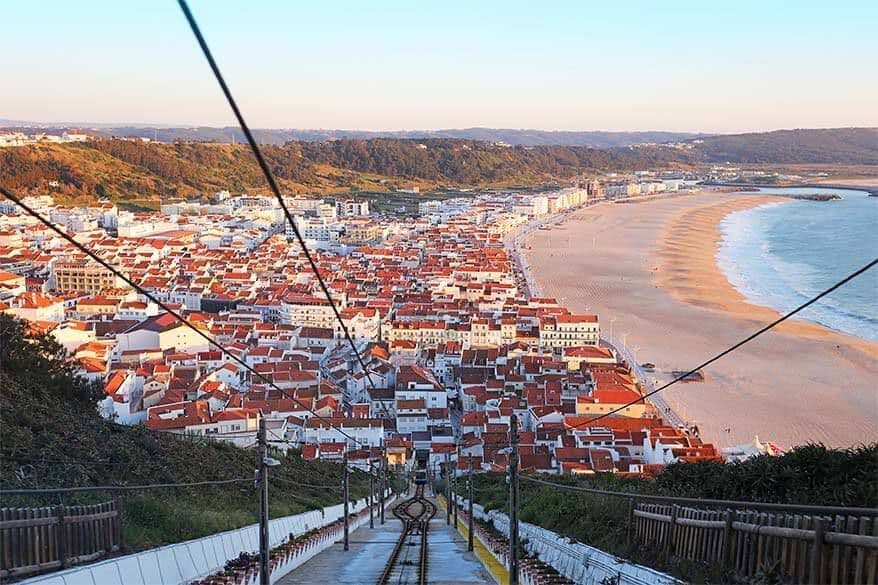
[460,442,877,583]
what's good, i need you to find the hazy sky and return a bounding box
[3,0,877,133]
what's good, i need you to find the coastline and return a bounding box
[656,196,878,356]
[521,191,878,449]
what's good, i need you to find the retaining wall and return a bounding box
[459,496,682,585]
[22,491,393,585]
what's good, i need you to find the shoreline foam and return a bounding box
[716,198,878,343]
[522,191,878,449]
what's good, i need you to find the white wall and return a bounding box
[460,497,682,585]
[21,491,394,585]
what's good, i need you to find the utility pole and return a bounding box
[445,451,451,525]
[509,414,520,585]
[453,442,459,529]
[258,418,269,585]
[467,453,474,552]
[380,440,386,525]
[343,448,350,551]
[369,463,374,529]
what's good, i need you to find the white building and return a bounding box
[113,313,212,357]
[280,296,339,328]
[539,314,600,351]
[303,417,385,448]
[336,199,370,217]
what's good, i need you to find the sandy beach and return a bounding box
[522,191,878,449]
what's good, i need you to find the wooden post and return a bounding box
[55,505,68,569]
[665,504,679,561]
[114,497,124,552]
[810,516,827,583]
[722,508,734,571]
[626,497,636,547]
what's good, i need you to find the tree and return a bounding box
[0,314,102,405]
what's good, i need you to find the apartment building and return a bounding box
[539,314,600,351]
[280,296,339,329]
[52,259,125,294]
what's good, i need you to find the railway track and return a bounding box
[378,484,436,585]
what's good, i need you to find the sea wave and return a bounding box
[717,192,878,342]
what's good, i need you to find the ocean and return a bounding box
[717,187,878,342]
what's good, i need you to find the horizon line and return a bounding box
[2,119,876,136]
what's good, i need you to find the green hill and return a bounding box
[0,139,691,207]
[0,314,371,551]
[2,128,874,208]
[692,127,878,164]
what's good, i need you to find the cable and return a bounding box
[0,455,129,468]
[0,187,369,448]
[0,477,252,496]
[567,257,877,431]
[516,475,878,516]
[266,427,308,447]
[176,0,391,421]
[270,476,340,490]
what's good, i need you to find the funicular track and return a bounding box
[378,484,436,585]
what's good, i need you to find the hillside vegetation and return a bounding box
[2,128,874,206]
[0,314,369,551]
[461,445,876,582]
[694,127,878,165]
[0,139,689,205]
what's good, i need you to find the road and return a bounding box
[602,335,687,429]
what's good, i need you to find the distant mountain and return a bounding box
[0,121,704,148]
[5,122,874,163]
[691,128,878,165]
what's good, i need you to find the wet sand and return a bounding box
[523,192,878,449]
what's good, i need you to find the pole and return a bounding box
[445,451,451,525]
[258,417,269,585]
[453,442,459,529]
[380,441,386,525]
[343,449,349,551]
[369,463,374,529]
[509,414,520,585]
[467,454,474,552]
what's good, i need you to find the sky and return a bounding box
[3,0,877,133]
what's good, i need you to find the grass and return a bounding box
[0,365,375,552]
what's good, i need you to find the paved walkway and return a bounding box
[277,491,495,584]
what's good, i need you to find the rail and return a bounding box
[378,484,436,585]
[633,502,878,584]
[0,500,122,579]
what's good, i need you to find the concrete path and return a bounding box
[277,493,495,584]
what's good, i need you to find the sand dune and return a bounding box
[523,192,878,449]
